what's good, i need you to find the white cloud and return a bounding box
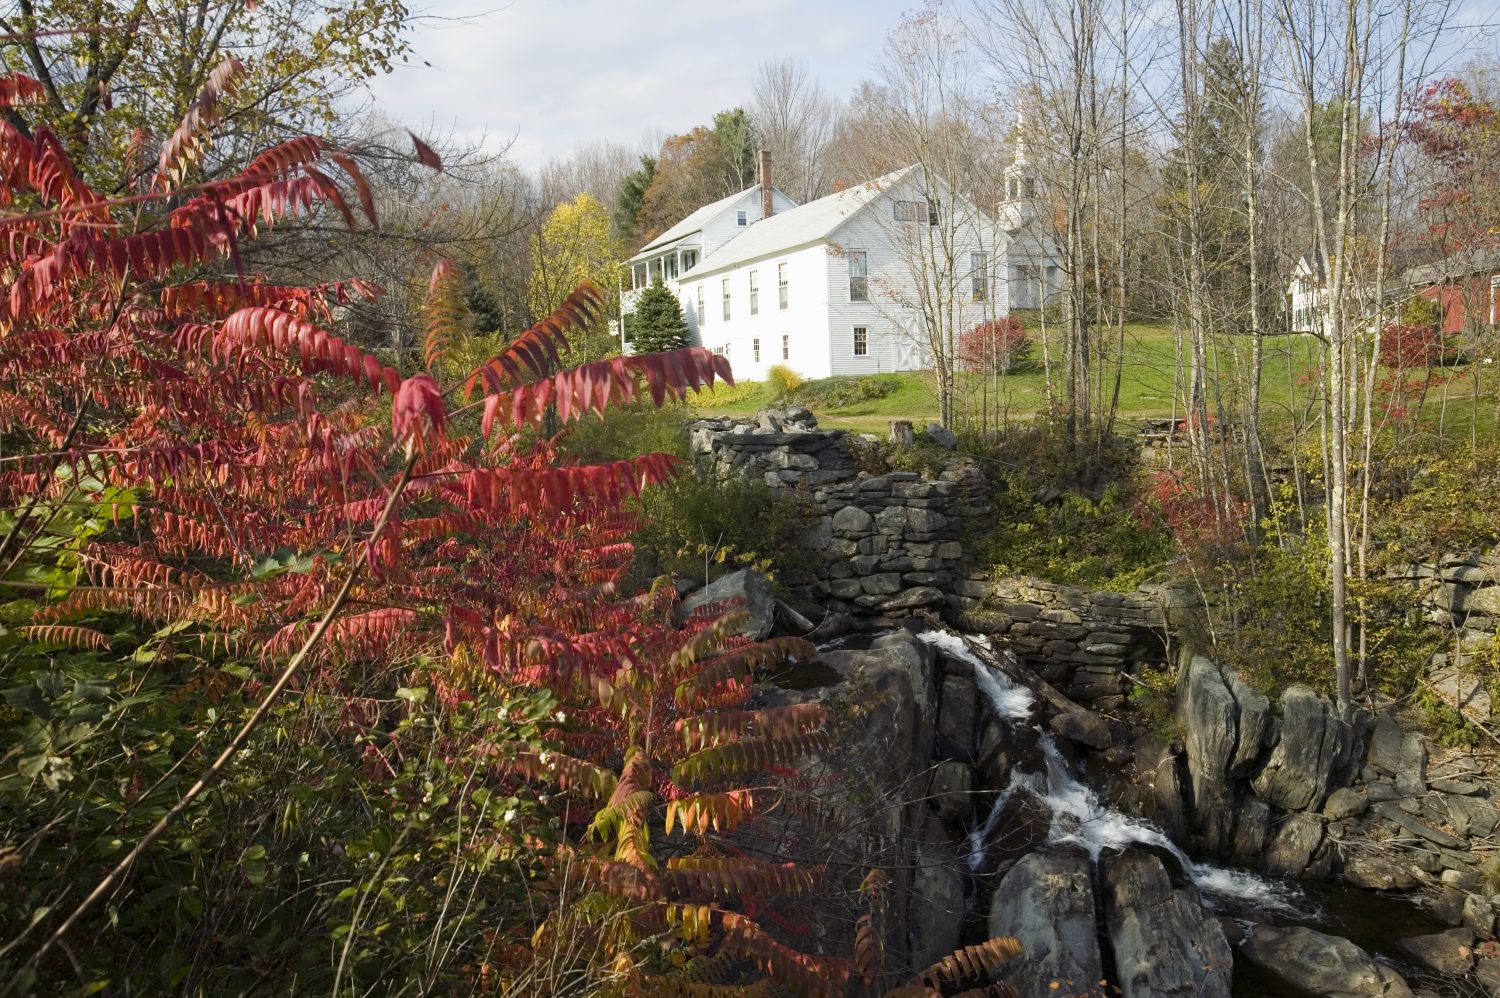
[366,0,908,170]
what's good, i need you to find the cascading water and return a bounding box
[918,630,1306,915]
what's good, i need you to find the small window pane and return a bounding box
[849,250,868,302]
[737,210,747,226]
[697,285,705,324]
[753,338,760,362]
[749,270,759,316]
[778,263,788,310]
[853,326,868,357]
[782,334,789,360]
[722,279,731,321]
[971,252,988,303]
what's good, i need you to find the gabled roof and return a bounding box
[631,185,794,261]
[683,166,921,279]
[1399,247,1500,288]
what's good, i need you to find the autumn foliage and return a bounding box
[0,65,885,994]
[958,317,1032,374]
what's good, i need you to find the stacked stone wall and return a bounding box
[688,409,1197,699]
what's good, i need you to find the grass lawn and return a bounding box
[695,320,1333,433]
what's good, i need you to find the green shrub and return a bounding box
[785,374,898,410]
[693,379,761,408]
[1126,664,1183,743]
[558,397,691,464]
[628,472,816,587]
[767,364,804,397]
[965,418,1172,590]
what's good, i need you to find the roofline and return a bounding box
[629,185,800,260]
[679,237,828,281]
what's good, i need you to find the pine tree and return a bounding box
[627,278,690,353]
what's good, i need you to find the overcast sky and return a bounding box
[365,0,1500,174]
[365,0,913,172]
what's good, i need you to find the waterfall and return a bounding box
[917,630,1306,914]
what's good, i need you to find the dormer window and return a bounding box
[737,210,747,226]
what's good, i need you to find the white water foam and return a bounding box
[920,629,1306,914]
[918,631,1035,721]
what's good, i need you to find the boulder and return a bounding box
[1324,787,1369,820]
[1397,928,1475,976]
[1050,710,1115,750]
[908,812,966,970]
[938,673,977,759]
[1343,852,1419,890]
[924,423,959,449]
[1371,801,1465,849]
[989,849,1105,997]
[1237,925,1414,997]
[1102,850,1232,998]
[928,760,974,823]
[1230,795,1272,866]
[1262,812,1326,877]
[810,633,940,840]
[1252,686,1356,812]
[1177,656,1240,852]
[1368,715,1428,795]
[679,569,776,640]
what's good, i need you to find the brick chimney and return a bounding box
[759,149,773,219]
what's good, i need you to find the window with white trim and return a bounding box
[848,250,868,302]
[778,262,788,310]
[971,252,989,303]
[782,334,789,360]
[721,279,731,321]
[753,338,761,362]
[749,269,759,315]
[1491,274,1500,325]
[892,199,939,225]
[736,210,747,226]
[696,285,705,324]
[853,326,868,357]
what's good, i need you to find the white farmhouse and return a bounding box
[621,154,1010,382]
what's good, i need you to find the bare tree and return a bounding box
[750,58,840,202]
[861,4,1004,428]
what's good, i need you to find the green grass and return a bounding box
[694,321,1319,431]
[692,319,1498,439]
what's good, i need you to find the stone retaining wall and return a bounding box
[689,409,1198,697]
[947,576,1199,708]
[689,409,987,618]
[1387,553,1500,723]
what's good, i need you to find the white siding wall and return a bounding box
[691,243,831,381]
[825,188,1007,377]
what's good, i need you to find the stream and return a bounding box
[915,631,1457,996]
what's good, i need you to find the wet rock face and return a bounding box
[988,849,1105,997]
[1251,686,1356,812]
[1177,656,1257,851]
[1102,850,1232,998]
[1237,925,1414,998]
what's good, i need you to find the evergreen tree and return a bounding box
[626,278,690,353]
[614,154,656,241]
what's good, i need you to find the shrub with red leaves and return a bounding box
[958,317,1032,374]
